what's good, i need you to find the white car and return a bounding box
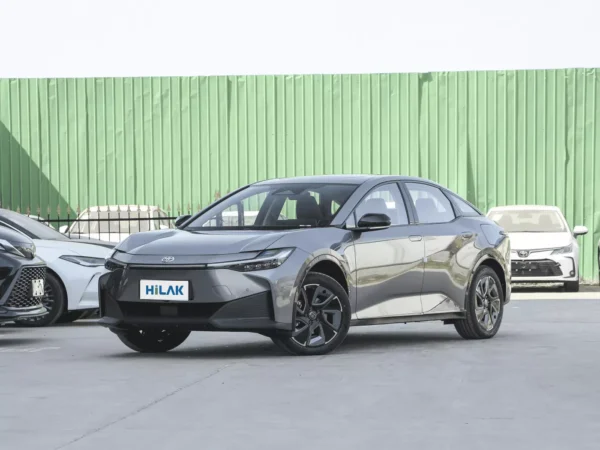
[60,205,171,243]
[487,205,588,291]
[0,209,114,326]
[28,215,56,229]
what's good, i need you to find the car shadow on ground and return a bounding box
[54,320,100,328]
[512,284,599,293]
[0,337,46,347]
[103,329,505,360]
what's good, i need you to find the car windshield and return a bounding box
[488,209,567,232]
[0,209,69,241]
[185,183,358,230]
[70,210,163,234]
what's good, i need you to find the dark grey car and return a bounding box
[99,175,511,355]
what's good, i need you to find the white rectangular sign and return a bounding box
[140,280,190,301]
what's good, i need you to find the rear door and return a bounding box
[403,182,471,314]
[352,182,425,319]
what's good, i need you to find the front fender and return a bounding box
[291,249,355,313]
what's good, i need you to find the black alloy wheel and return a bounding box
[272,272,351,356]
[455,266,504,339]
[15,272,66,327]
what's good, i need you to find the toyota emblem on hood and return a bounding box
[161,256,175,263]
[517,250,530,258]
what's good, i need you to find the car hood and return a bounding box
[116,229,291,256]
[33,239,114,257]
[507,232,572,250]
[69,237,115,248]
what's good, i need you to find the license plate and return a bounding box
[140,280,189,301]
[31,279,45,297]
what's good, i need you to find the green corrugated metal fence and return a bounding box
[0,69,599,280]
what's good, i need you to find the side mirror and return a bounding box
[355,213,391,230]
[573,225,588,237]
[59,225,68,234]
[175,214,191,228]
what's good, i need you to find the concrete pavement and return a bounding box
[1,298,599,450]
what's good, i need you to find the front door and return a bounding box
[352,183,425,319]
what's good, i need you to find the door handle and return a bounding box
[409,235,423,242]
[461,232,474,239]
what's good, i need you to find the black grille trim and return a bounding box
[5,266,47,308]
[511,259,562,277]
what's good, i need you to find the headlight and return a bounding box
[211,248,295,272]
[59,255,106,267]
[0,239,36,259]
[552,244,573,255]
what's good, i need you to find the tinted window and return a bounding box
[355,183,408,226]
[186,183,358,229]
[406,183,455,224]
[450,194,480,216]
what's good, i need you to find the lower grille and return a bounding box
[119,301,224,319]
[5,266,47,308]
[511,260,562,277]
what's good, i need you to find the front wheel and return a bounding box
[14,272,66,327]
[455,266,504,339]
[116,328,191,353]
[271,272,351,356]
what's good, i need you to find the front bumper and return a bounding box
[511,254,577,282]
[0,304,48,323]
[0,261,48,322]
[97,260,304,333]
[72,272,104,311]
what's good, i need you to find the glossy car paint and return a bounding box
[100,175,511,333]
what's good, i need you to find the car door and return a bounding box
[352,183,425,319]
[403,182,471,314]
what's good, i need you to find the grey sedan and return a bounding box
[99,175,511,356]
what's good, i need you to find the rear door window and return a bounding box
[405,183,455,224]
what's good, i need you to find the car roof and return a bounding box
[253,174,444,186]
[488,205,562,212]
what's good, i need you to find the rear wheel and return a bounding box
[455,266,504,339]
[271,272,351,356]
[14,272,66,327]
[116,328,191,353]
[565,281,579,292]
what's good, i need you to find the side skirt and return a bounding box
[350,312,465,327]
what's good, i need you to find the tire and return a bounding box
[565,281,579,292]
[454,266,504,340]
[271,272,351,356]
[57,310,87,324]
[14,272,66,327]
[116,328,191,353]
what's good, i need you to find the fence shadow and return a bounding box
[0,120,69,217]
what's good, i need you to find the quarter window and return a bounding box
[354,184,409,226]
[449,194,480,216]
[406,183,455,224]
